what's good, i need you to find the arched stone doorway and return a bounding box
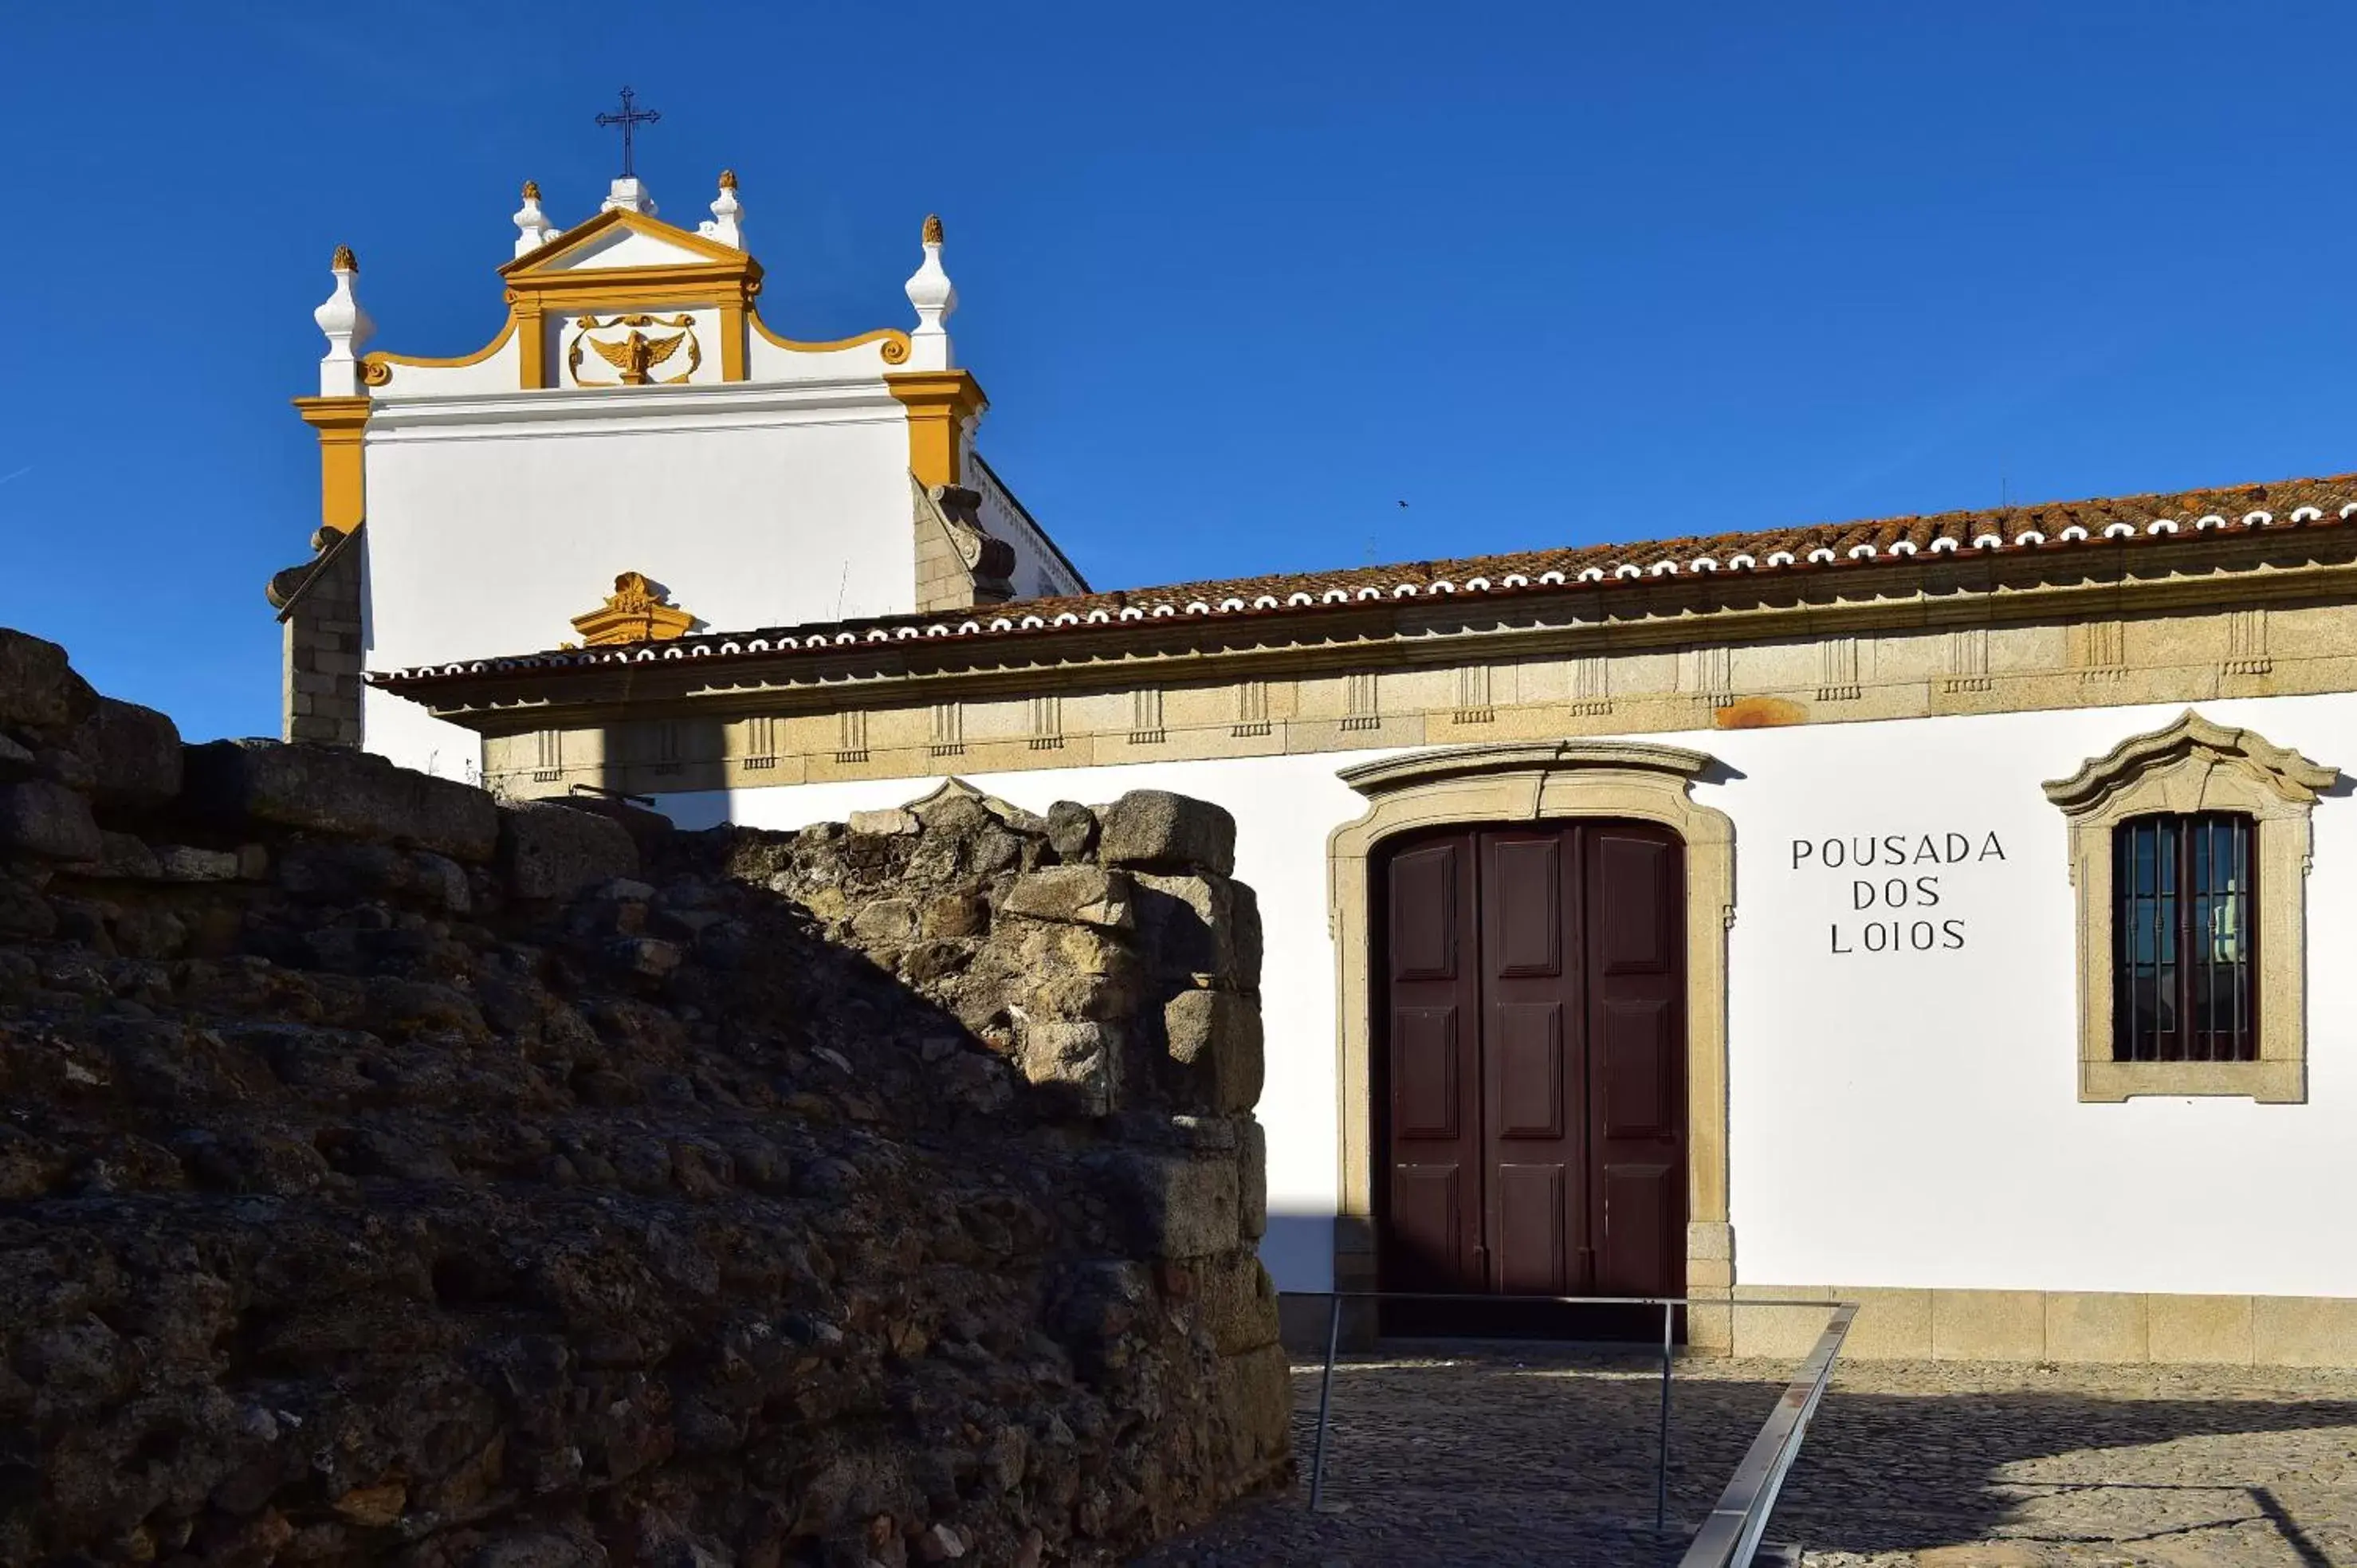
[1327,741,1736,1345]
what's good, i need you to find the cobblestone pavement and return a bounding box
[1132,1343,2357,1566]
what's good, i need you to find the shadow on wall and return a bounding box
[591,717,732,807]
[1255,1354,2357,1566]
[1259,1211,1336,1293]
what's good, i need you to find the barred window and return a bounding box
[2113,813,2255,1063]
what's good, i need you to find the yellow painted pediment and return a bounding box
[570,571,697,646]
[501,206,756,280]
[497,209,764,346]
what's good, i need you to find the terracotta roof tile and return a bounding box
[373,472,2357,688]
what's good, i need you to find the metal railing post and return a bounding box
[1656,1298,1673,1532]
[1308,1291,1342,1511]
[1271,1287,1849,1560]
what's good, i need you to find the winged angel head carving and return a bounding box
[568,313,703,386]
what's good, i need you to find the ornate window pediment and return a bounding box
[2042,710,2337,1102]
[569,571,696,647]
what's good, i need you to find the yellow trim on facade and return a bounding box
[719,302,748,382]
[517,301,547,390]
[885,369,988,489]
[290,395,371,533]
[500,214,763,321]
[569,571,697,646]
[358,312,522,389]
[497,217,765,392]
[509,268,760,308]
[501,206,754,276]
[748,312,914,364]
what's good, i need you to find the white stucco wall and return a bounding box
[648,692,2357,1301]
[359,385,915,776]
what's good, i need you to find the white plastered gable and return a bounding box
[535,222,726,273]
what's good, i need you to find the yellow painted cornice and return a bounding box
[886,369,989,489]
[749,312,912,364]
[291,395,371,532]
[504,263,764,308]
[291,394,371,430]
[359,312,521,387]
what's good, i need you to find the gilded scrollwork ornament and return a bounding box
[566,312,704,387]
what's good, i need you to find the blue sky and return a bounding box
[6,2,2355,741]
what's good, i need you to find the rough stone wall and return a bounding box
[0,626,1287,1568]
[267,525,365,749]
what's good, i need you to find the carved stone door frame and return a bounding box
[1328,741,1737,1341]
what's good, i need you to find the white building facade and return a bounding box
[299,165,2357,1365]
[270,173,1081,776]
[374,477,2357,1365]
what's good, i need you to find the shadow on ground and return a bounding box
[1133,1346,2357,1566]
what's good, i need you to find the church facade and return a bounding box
[290,170,2357,1365]
[270,171,1081,779]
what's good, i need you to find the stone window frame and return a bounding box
[2042,710,2337,1104]
[1326,740,1738,1321]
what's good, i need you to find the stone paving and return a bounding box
[1132,1342,2357,1566]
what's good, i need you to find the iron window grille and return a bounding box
[2112,812,2256,1063]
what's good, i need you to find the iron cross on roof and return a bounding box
[595,86,661,179]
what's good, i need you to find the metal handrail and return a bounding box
[1678,1302,1854,1567]
[1280,1289,1853,1559]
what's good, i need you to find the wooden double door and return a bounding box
[1377,821,1687,1333]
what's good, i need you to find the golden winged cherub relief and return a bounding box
[567,313,704,387]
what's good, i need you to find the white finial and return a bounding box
[600,175,657,217]
[313,246,375,396]
[697,169,744,250]
[513,179,559,257]
[903,214,955,371]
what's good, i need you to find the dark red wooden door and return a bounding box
[1380,822,1687,1320]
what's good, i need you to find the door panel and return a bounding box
[1383,834,1482,1298]
[1598,833,1677,976]
[1494,1163,1567,1294]
[1481,830,1585,1298]
[1492,1003,1564,1140]
[1378,820,1688,1331]
[1597,1160,1678,1296]
[1601,999,1672,1138]
[1585,827,1687,1309]
[1389,1164,1467,1288]
[1389,842,1460,981]
[1490,836,1562,977]
[1393,1008,1463,1139]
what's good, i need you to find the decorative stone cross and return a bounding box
[595,86,661,179]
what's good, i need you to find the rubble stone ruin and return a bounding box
[0,625,1288,1567]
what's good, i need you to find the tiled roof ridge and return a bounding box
[374,470,2357,686]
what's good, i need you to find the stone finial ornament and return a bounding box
[904,214,956,371]
[697,169,744,250]
[513,179,560,257]
[313,246,375,397]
